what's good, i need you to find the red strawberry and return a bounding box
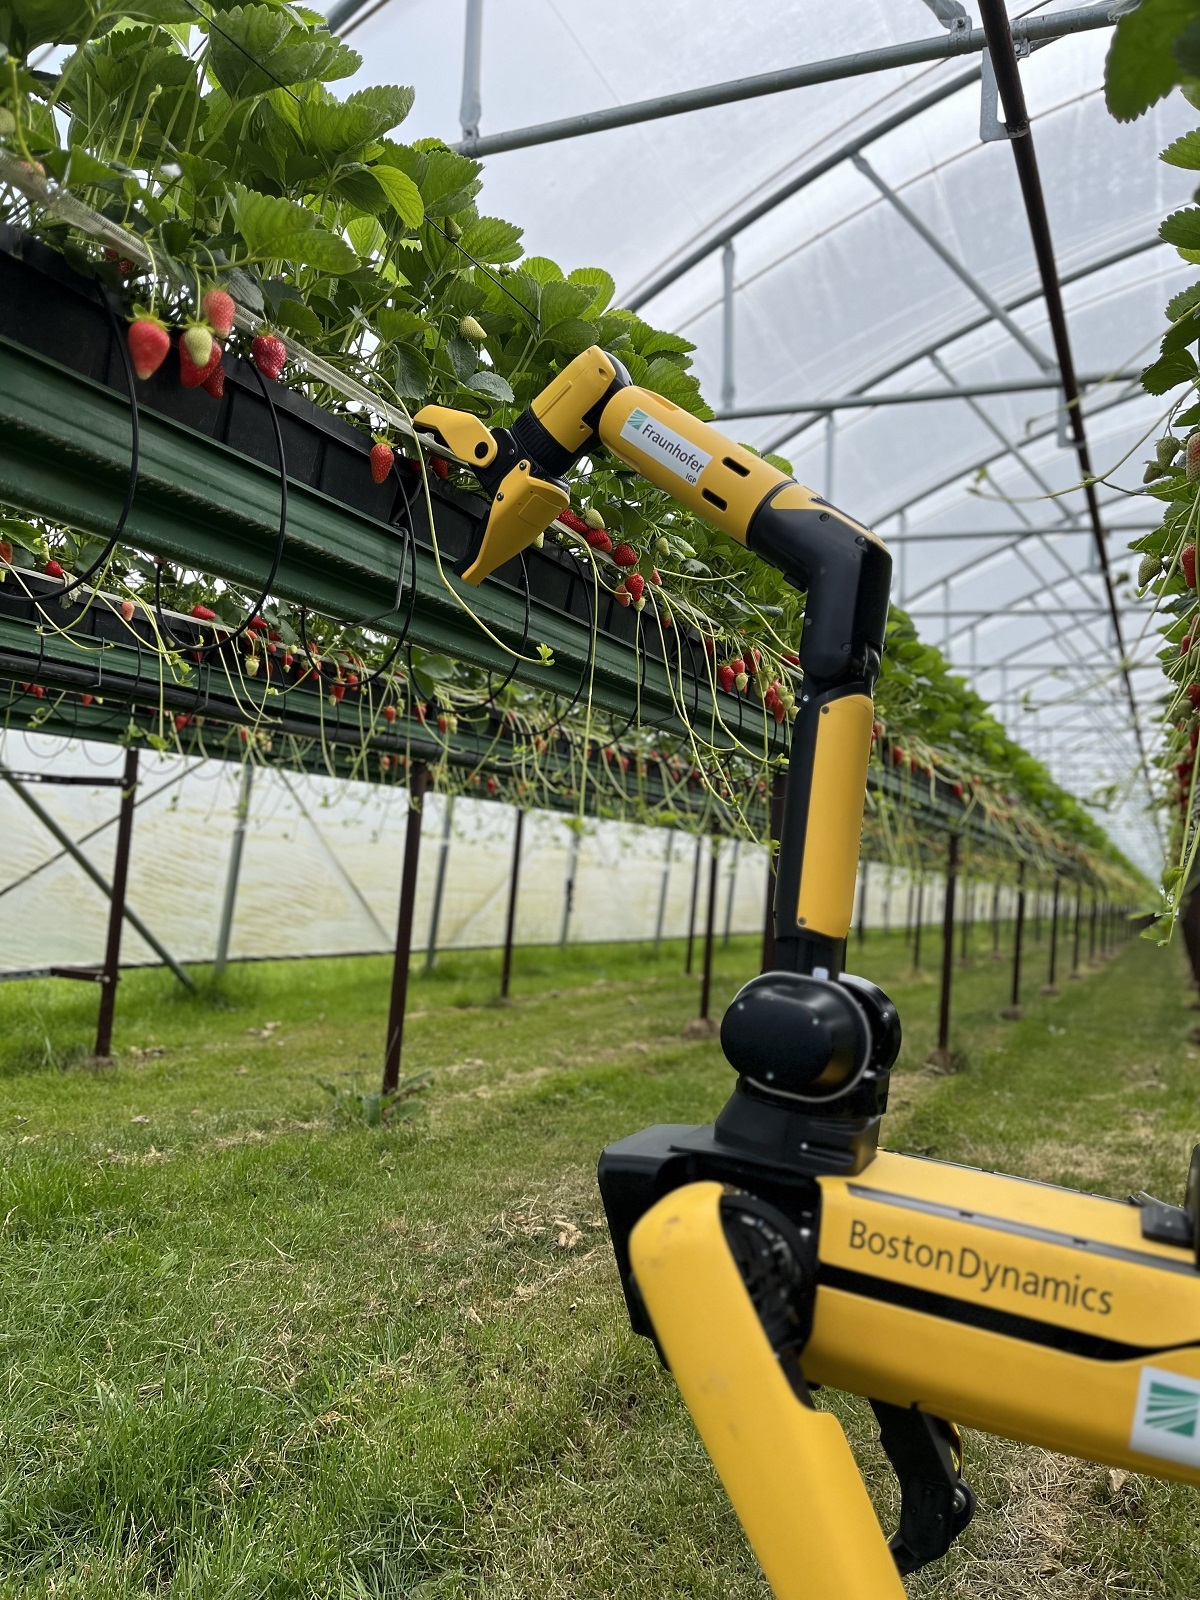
[202,361,225,399]
[559,508,589,534]
[1188,684,1200,709]
[329,683,345,704]
[729,657,745,676]
[1183,635,1193,657]
[127,315,170,380]
[703,637,716,657]
[382,704,398,723]
[45,559,64,579]
[585,528,613,554]
[717,664,736,692]
[415,703,427,723]
[174,713,193,730]
[614,583,631,608]
[626,572,645,603]
[0,541,10,564]
[772,700,786,724]
[1188,433,1200,485]
[251,333,286,381]
[120,599,135,621]
[247,614,266,633]
[191,603,216,622]
[782,652,799,666]
[650,569,662,586]
[1185,544,1197,589]
[430,456,449,481]
[952,781,965,799]
[202,289,236,339]
[892,745,905,766]
[437,713,448,732]
[370,441,394,484]
[81,693,93,707]
[745,647,760,673]
[612,543,638,568]
[180,336,222,389]
[486,776,498,795]
[30,684,44,699]
[283,652,294,669]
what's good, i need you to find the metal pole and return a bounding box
[0,759,192,989]
[1004,866,1026,1018]
[499,808,524,1000]
[457,5,1116,160]
[94,747,139,1058]
[761,768,786,973]
[700,838,720,1021]
[560,826,581,947]
[712,372,1141,419]
[913,877,925,970]
[686,832,703,975]
[1071,888,1083,978]
[424,794,454,972]
[721,241,735,413]
[723,837,741,947]
[934,835,959,1059]
[459,0,484,141]
[654,828,675,948]
[856,860,868,947]
[383,762,427,1094]
[214,762,254,982]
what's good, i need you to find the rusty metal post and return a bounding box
[383,761,428,1093]
[934,834,959,1059]
[499,808,525,1000]
[94,747,140,1059]
[1003,865,1026,1019]
[700,836,720,1020]
[761,767,786,973]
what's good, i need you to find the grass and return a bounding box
[0,924,1198,1597]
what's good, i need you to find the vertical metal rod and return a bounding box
[499,808,524,1000]
[856,860,868,946]
[654,829,674,948]
[913,876,925,970]
[700,837,720,1020]
[936,835,959,1054]
[1008,867,1026,1013]
[382,762,427,1094]
[686,832,704,974]
[94,746,139,1059]
[723,837,741,947]
[459,0,484,140]
[1046,876,1060,990]
[214,761,254,981]
[1089,895,1097,961]
[721,241,736,413]
[1071,888,1083,977]
[560,826,581,946]
[424,794,454,972]
[761,769,786,973]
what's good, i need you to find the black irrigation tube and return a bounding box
[976,0,1153,807]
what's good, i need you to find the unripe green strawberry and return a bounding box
[1158,436,1182,469]
[445,218,463,241]
[655,535,671,559]
[0,109,16,137]
[183,323,213,368]
[1144,462,1166,483]
[459,314,487,342]
[1138,552,1163,588]
[583,507,606,531]
[1187,432,1200,484]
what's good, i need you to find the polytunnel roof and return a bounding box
[327,0,1194,873]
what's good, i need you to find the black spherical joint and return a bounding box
[720,971,871,1103]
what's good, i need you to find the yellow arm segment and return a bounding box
[630,1183,906,1600]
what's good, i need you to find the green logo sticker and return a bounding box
[1130,1367,1200,1465]
[1143,1380,1200,1437]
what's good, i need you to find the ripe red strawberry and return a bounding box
[585,528,613,554]
[1185,544,1197,589]
[1188,683,1200,709]
[0,541,11,564]
[717,664,736,692]
[415,703,427,723]
[614,583,631,608]
[772,699,786,724]
[251,333,286,381]
[559,508,589,534]
[437,713,448,732]
[247,614,266,633]
[430,456,449,480]
[486,776,498,794]
[1183,634,1193,657]
[650,568,661,586]
[174,713,192,730]
[370,441,394,484]
[1188,433,1200,485]
[782,652,799,666]
[703,637,716,657]
[202,289,236,339]
[45,559,64,579]
[729,657,745,677]
[283,652,294,669]
[892,745,905,766]
[81,693,93,707]
[745,647,760,673]
[612,542,638,568]
[191,603,216,622]
[202,360,225,399]
[128,315,170,380]
[952,781,965,799]
[329,683,345,704]
[30,684,44,699]
[382,704,397,723]
[626,572,645,603]
[120,599,135,621]
[180,336,221,389]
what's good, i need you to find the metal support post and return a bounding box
[383,762,427,1094]
[699,838,720,1021]
[723,838,741,947]
[94,747,139,1058]
[499,808,524,1000]
[459,0,484,141]
[761,769,786,972]
[1070,889,1083,978]
[686,831,704,975]
[932,835,959,1062]
[913,876,925,970]
[214,762,254,982]
[1003,866,1026,1019]
[856,859,868,946]
[654,829,674,948]
[1043,875,1060,994]
[424,795,454,972]
[560,826,581,947]
[720,241,735,413]
[0,759,192,989]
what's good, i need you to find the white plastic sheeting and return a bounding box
[328,1,1187,869]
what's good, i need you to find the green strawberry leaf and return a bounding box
[1142,347,1199,393]
[1162,127,1200,168]
[393,342,431,400]
[274,297,323,340]
[1161,205,1200,249]
[233,186,358,274]
[566,266,615,315]
[1105,0,1200,121]
[458,216,524,264]
[369,162,423,228]
[465,369,515,404]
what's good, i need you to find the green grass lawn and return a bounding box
[1,923,1198,1598]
